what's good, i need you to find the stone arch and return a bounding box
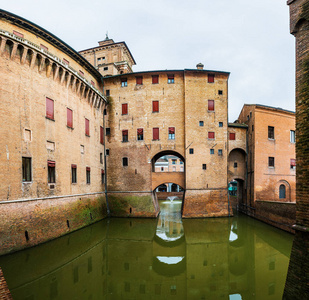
[4,39,14,59]
[293,17,309,34]
[25,48,34,66]
[228,148,246,182]
[16,44,24,62]
[151,150,185,172]
[275,180,291,202]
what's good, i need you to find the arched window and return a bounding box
[279,184,286,199]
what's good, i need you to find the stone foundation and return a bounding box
[0,268,12,300]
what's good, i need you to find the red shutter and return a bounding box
[71,164,77,168]
[208,132,215,139]
[122,103,128,115]
[63,58,69,65]
[291,159,296,166]
[85,118,90,136]
[153,101,159,112]
[168,74,174,79]
[48,160,55,167]
[136,76,143,85]
[46,97,54,120]
[208,100,214,111]
[229,133,236,140]
[137,128,143,135]
[101,169,105,174]
[100,126,104,144]
[169,127,175,134]
[67,108,73,128]
[152,75,159,84]
[13,30,24,38]
[153,128,159,140]
[122,130,128,136]
[208,74,215,83]
[86,167,91,171]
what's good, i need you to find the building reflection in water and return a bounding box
[0,200,293,300]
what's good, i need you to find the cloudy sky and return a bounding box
[1,0,295,121]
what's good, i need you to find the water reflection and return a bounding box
[0,201,293,300]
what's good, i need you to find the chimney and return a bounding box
[196,63,204,70]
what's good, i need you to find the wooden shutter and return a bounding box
[48,160,55,167]
[46,97,54,119]
[168,74,174,79]
[290,159,296,166]
[122,103,128,115]
[71,164,77,168]
[153,128,159,140]
[137,128,143,135]
[152,101,159,112]
[86,167,91,171]
[208,74,215,83]
[67,108,73,128]
[229,133,236,140]
[85,118,90,136]
[152,75,159,84]
[136,76,143,85]
[208,132,215,139]
[169,127,175,134]
[208,100,214,111]
[100,126,104,144]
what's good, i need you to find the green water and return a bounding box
[0,200,293,300]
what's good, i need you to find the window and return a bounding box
[199,121,204,127]
[168,127,175,140]
[122,103,128,115]
[210,149,214,154]
[104,128,110,137]
[48,161,55,183]
[218,90,223,95]
[24,129,31,141]
[100,126,104,144]
[279,184,286,199]
[106,89,110,96]
[208,74,215,83]
[91,80,95,87]
[122,130,128,142]
[252,125,254,131]
[106,149,110,156]
[218,149,223,156]
[268,126,275,139]
[290,158,296,169]
[208,100,214,111]
[103,109,107,115]
[100,153,103,164]
[67,108,73,128]
[79,70,84,77]
[269,157,275,167]
[103,67,108,71]
[168,74,174,84]
[63,58,69,65]
[71,164,77,183]
[152,101,159,113]
[46,97,54,120]
[22,157,32,182]
[202,164,207,170]
[86,167,91,184]
[85,118,90,136]
[189,148,194,154]
[234,162,238,168]
[152,75,159,84]
[153,128,159,140]
[208,132,215,139]
[123,157,128,167]
[172,159,176,165]
[290,130,295,143]
[121,78,127,87]
[219,122,223,127]
[40,44,48,51]
[161,167,164,172]
[101,169,105,184]
[229,133,236,140]
[136,76,143,85]
[137,128,144,141]
[13,30,24,38]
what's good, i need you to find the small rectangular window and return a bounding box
[218,90,223,95]
[137,128,144,141]
[290,158,296,169]
[121,78,127,87]
[13,30,24,38]
[290,130,295,143]
[122,130,128,142]
[106,128,110,136]
[199,121,204,127]
[210,149,214,155]
[103,67,108,71]
[101,169,105,184]
[202,164,207,170]
[86,167,91,184]
[48,161,56,183]
[122,103,128,115]
[189,148,194,154]
[152,75,159,84]
[106,89,110,96]
[100,153,103,164]
[268,157,275,167]
[234,162,238,168]
[123,157,128,167]
[100,126,104,144]
[219,122,223,127]
[268,126,275,139]
[229,133,236,140]
[153,128,159,140]
[71,164,77,183]
[208,100,214,111]
[46,97,54,120]
[208,132,215,139]
[85,118,90,136]
[22,157,32,182]
[208,74,215,83]
[106,149,110,156]
[218,149,223,156]
[168,127,175,140]
[172,159,176,165]
[252,125,254,131]
[103,109,107,115]
[67,108,73,128]
[136,76,143,85]
[152,101,159,113]
[168,74,174,84]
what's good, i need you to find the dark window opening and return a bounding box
[71,164,77,183]
[202,164,207,170]
[234,162,238,168]
[101,169,105,184]
[106,89,110,96]
[106,128,110,135]
[269,157,275,167]
[218,90,223,95]
[123,157,128,167]
[86,167,91,184]
[122,130,128,142]
[106,149,110,156]
[279,184,286,199]
[210,149,214,154]
[103,67,108,71]
[189,148,194,154]
[100,153,103,164]
[218,149,223,156]
[199,121,204,126]
[268,126,275,139]
[22,157,32,182]
[219,122,223,127]
[137,128,144,141]
[48,161,56,183]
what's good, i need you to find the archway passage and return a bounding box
[228,179,245,210]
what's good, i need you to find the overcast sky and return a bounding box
[1,0,295,122]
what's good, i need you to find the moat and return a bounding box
[0,200,293,300]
